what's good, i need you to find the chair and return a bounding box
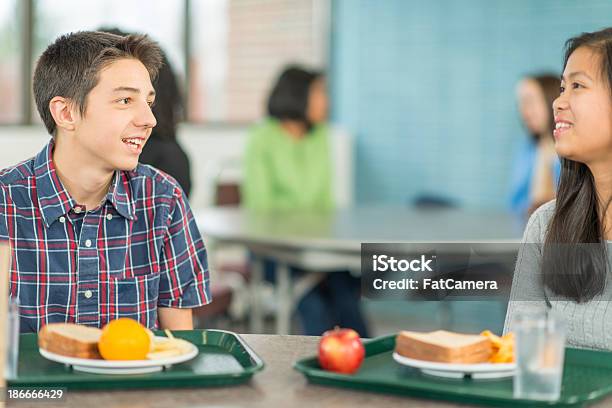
[192,158,249,328]
[413,193,458,209]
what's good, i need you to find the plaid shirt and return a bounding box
[0,139,211,333]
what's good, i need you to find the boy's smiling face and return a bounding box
[72,58,156,171]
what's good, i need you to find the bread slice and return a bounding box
[38,323,102,359]
[395,330,492,364]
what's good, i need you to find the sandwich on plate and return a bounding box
[395,330,494,364]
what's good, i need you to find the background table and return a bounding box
[196,207,526,334]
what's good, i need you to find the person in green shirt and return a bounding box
[243,70,333,211]
[242,66,369,336]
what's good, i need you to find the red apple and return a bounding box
[318,327,365,374]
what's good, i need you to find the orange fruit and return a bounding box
[98,318,151,360]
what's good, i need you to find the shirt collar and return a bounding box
[107,170,136,221]
[35,138,135,227]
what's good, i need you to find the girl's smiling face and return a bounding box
[553,46,612,165]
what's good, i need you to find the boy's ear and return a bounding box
[48,96,78,132]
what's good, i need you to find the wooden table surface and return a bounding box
[8,334,612,408]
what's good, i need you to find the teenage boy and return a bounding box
[0,31,211,333]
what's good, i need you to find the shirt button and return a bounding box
[84,290,93,299]
[85,239,92,248]
[106,213,113,221]
[59,216,66,223]
[74,207,82,214]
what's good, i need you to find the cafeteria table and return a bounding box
[195,206,526,335]
[10,334,612,408]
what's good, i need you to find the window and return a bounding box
[4,0,329,125]
[0,0,23,123]
[31,0,185,125]
[34,0,185,77]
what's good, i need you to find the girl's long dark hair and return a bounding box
[542,28,612,302]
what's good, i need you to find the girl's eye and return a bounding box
[572,82,583,89]
[559,85,565,93]
[118,98,131,105]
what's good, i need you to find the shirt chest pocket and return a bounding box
[102,218,166,278]
[103,272,161,328]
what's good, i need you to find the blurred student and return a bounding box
[101,27,191,196]
[505,28,612,350]
[242,66,369,337]
[243,66,332,211]
[509,74,561,217]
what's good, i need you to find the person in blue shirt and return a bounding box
[510,74,561,217]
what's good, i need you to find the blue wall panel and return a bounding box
[331,0,612,208]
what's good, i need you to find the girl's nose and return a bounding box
[552,94,568,115]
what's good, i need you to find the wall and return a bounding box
[331,0,612,208]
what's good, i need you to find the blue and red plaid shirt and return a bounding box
[0,139,211,333]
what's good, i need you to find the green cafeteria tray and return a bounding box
[294,334,612,407]
[8,329,264,390]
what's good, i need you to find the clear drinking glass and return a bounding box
[513,311,566,401]
[5,297,20,379]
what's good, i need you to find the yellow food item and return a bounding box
[146,336,193,360]
[481,330,502,348]
[145,328,155,352]
[98,318,151,360]
[481,330,514,363]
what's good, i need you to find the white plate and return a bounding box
[393,352,515,379]
[39,337,198,375]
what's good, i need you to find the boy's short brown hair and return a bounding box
[33,31,163,135]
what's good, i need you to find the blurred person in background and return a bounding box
[243,66,332,210]
[509,74,561,217]
[242,66,369,337]
[101,27,192,196]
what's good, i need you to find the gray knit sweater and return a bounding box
[504,200,612,351]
